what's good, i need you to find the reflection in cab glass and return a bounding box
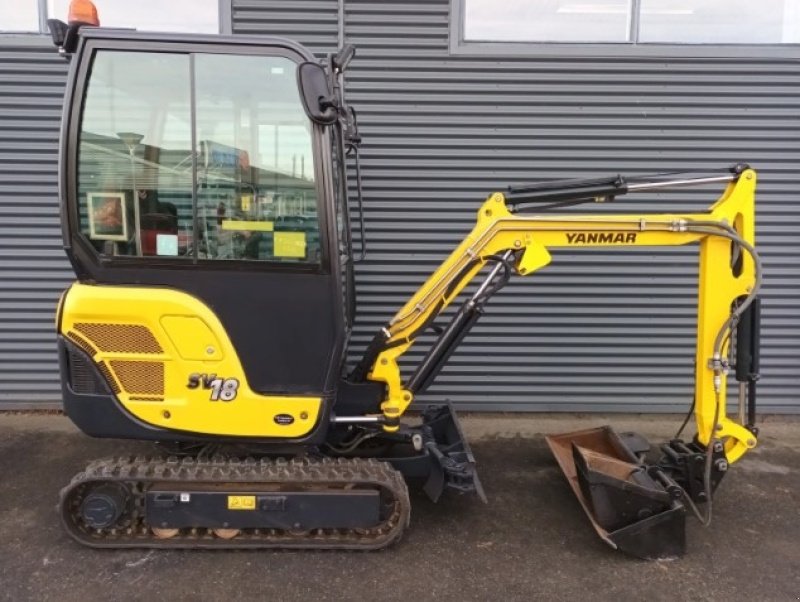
[77,51,320,264]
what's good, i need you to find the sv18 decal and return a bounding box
[187,373,240,402]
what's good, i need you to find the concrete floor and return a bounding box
[0,412,798,602]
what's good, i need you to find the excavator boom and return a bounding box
[351,165,761,559]
[360,166,760,462]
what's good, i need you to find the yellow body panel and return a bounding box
[160,315,224,361]
[60,284,321,438]
[371,171,758,463]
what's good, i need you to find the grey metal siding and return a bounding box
[0,40,70,406]
[0,2,796,414]
[233,0,799,413]
[232,0,340,55]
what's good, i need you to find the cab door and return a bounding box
[62,33,346,400]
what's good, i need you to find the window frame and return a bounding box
[64,34,334,275]
[450,0,800,59]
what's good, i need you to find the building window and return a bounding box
[0,0,41,32]
[638,0,800,44]
[48,0,219,33]
[465,0,632,43]
[0,0,220,34]
[461,0,800,45]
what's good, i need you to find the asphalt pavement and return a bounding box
[0,412,797,601]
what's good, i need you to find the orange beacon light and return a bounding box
[67,0,100,27]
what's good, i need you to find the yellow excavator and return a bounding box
[48,2,762,559]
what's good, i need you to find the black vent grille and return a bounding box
[67,347,105,395]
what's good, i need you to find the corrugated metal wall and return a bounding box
[234,0,800,413]
[233,0,339,55]
[0,1,797,412]
[0,41,70,407]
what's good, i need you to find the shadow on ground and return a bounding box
[0,414,797,601]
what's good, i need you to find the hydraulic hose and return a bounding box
[678,389,722,527]
[676,221,762,527]
[684,222,763,360]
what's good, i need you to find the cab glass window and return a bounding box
[194,54,319,262]
[76,50,320,264]
[78,51,193,259]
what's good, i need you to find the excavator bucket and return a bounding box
[546,426,686,559]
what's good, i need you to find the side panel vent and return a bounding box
[67,347,104,395]
[97,361,122,394]
[109,361,165,396]
[74,323,163,354]
[66,331,97,357]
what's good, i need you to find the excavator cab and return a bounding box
[58,30,359,434]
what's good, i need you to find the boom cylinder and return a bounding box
[407,251,513,394]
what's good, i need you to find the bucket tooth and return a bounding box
[546,426,687,560]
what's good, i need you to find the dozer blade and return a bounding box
[419,404,486,503]
[384,404,486,503]
[546,426,686,560]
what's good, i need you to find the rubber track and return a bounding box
[59,455,411,549]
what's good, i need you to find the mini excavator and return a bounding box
[48,2,762,559]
